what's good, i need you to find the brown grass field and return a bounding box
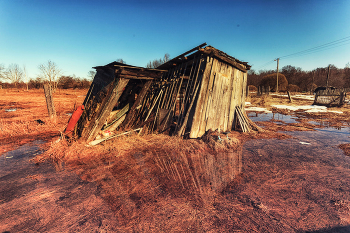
[1,89,350,232]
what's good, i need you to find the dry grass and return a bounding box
[250,94,272,107]
[34,130,247,230]
[0,88,87,154]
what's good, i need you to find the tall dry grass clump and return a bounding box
[35,130,244,230]
[250,94,271,107]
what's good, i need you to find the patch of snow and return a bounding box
[245,106,272,113]
[270,104,342,114]
[293,95,315,101]
[271,105,300,111]
[305,108,328,113]
[327,110,343,114]
[299,142,311,145]
[270,93,315,101]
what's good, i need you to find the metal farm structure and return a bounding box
[72,44,254,144]
[314,88,346,107]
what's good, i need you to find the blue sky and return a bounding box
[1,0,350,80]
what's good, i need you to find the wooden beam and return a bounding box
[43,83,56,118]
[85,77,130,142]
[199,46,250,72]
[119,75,154,80]
[119,68,164,79]
[157,43,207,70]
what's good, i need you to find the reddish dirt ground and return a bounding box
[1,89,350,232]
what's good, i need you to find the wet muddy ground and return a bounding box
[1,124,350,232]
[1,91,350,232]
[0,141,120,232]
[240,129,350,232]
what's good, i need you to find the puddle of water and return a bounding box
[1,140,45,169]
[5,108,17,112]
[241,124,350,230]
[247,112,298,124]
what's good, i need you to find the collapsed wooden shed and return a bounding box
[72,44,253,144]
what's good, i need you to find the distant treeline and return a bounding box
[0,76,91,89]
[248,64,350,92]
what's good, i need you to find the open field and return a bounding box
[0,88,87,154]
[1,89,350,232]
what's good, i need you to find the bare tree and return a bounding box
[116,58,126,64]
[38,60,62,90]
[6,64,24,85]
[0,64,6,80]
[87,70,96,80]
[146,53,170,68]
[163,53,170,63]
[23,65,29,90]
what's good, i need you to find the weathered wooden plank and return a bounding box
[81,75,117,140]
[180,56,204,136]
[177,81,201,137]
[222,65,233,132]
[213,64,225,131]
[119,69,164,79]
[226,66,235,131]
[85,78,130,142]
[161,65,187,132]
[239,71,246,107]
[200,60,217,133]
[189,56,213,138]
[229,69,239,130]
[176,57,200,129]
[207,61,223,132]
[199,58,218,136]
[119,75,154,80]
[175,56,200,133]
[102,103,129,130]
[217,63,230,132]
[242,72,248,106]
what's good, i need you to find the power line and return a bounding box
[253,35,350,71]
[254,59,275,70]
[279,35,350,60]
[281,41,350,60]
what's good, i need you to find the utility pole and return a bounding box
[326,65,330,89]
[275,58,280,93]
[311,71,315,94]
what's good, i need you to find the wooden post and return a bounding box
[287,91,293,103]
[43,83,56,118]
